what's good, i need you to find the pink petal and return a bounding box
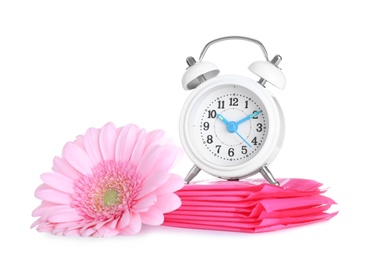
[32,201,58,217]
[132,194,157,212]
[32,204,68,221]
[136,173,170,199]
[55,221,82,230]
[106,218,119,229]
[136,145,163,179]
[138,145,182,178]
[154,174,184,195]
[83,127,103,165]
[47,207,82,222]
[129,128,146,166]
[121,212,141,235]
[115,124,139,162]
[35,222,54,232]
[30,219,42,229]
[35,188,72,204]
[97,226,120,237]
[99,122,117,161]
[62,142,94,175]
[64,229,81,236]
[53,156,82,180]
[154,193,182,213]
[40,172,74,193]
[140,207,164,225]
[117,210,131,229]
[75,135,85,149]
[34,183,51,195]
[145,130,171,147]
[80,228,97,237]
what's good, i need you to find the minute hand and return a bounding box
[236,111,262,125]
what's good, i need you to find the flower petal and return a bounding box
[62,142,94,175]
[154,173,184,195]
[117,210,131,229]
[154,193,182,213]
[106,218,119,230]
[32,204,68,222]
[136,173,170,199]
[83,127,103,166]
[129,128,146,166]
[53,156,82,180]
[132,194,157,212]
[40,172,74,194]
[145,130,171,147]
[34,183,51,195]
[97,226,120,237]
[47,207,82,222]
[115,124,139,162]
[138,145,183,179]
[80,228,97,237]
[32,201,58,217]
[35,188,72,204]
[64,229,81,236]
[121,212,141,235]
[37,223,55,233]
[136,145,163,179]
[140,207,164,225]
[75,135,85,149]
[99,122,117,161]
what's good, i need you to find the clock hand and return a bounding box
[217,114,252,148]
[235,131,252,148]
[236,110,262,126]
[217,114,229,125]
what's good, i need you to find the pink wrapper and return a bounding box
[163,178,337,233]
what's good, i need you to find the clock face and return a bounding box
[187,83,268,167]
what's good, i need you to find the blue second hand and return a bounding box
[235,131,252,148]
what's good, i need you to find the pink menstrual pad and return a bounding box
[163,178,337,233]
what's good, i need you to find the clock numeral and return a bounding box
[245,100,249,109]
[229,97,238,106]
[252,110,259,119]
[256,123,263,132]
[203,122,210,131]
[217,100,225,109]
[241,146,247,155]
[251,137,258,145]
[228,148,235,157]
[207,135,213,144]
[207,110,217,118]
[215,145,221,153]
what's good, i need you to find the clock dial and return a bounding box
[188,84,268,167]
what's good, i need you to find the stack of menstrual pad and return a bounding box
[163,178,338,233]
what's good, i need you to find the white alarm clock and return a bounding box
[179,36,286,185]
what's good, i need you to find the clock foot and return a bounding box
[260,165,280,186]
[185,165,201,184]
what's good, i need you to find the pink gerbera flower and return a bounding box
[31,122,184,237]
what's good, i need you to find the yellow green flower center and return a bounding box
[103,189,119,207]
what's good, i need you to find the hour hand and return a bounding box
[236,110,262,125]
[217,114,230,125]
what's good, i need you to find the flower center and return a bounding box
[72,160,142,220]
[103,189,119,207]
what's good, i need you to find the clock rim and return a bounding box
[179,74,285,179]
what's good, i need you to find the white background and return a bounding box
[1,0,377,259]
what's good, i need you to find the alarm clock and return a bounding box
[179,36,286,185]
